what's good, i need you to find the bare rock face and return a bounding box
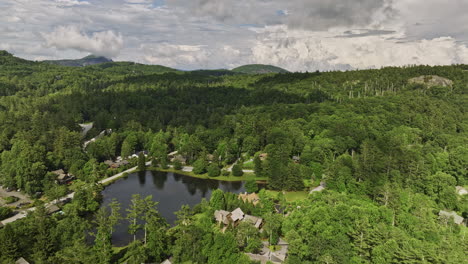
[408,75,453,87]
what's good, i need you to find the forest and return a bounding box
[0,50,467,263]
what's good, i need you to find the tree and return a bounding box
[0,224,18,262]
[207,163,221,177]
[253,154,263,177]
[119,241,147,264]
[232,164,244,177]
[127,194,143,242]
[93,208,113,264]
[193,158,207,175]
[137,152,146,171]
[245,179,258,193]
[264,212,282,245]
[210,189,225,210]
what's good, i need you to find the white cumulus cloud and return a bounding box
[42,26,123,58]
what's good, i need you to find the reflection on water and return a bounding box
[100,170,245,246]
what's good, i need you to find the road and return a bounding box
[1,161,254,226]
[1,163,146,226]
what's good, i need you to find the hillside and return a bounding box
[232,64,289,74]
[44,55,113,67]
[0,53,466,263]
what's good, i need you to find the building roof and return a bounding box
[243,214,263,229]
[456,186,468,195]
[310,185,325,194]
[439,210,464,225]
[46,204,61,214]
[230,208,245,222]
[161,259,172,264]
[214,210,231,225]
[168,151,178,156]
[51,169,65,175]
[15,257,30,264]
[104,160,114,166]
[238,192,260,205]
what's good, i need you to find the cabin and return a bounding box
[161,259,172,264]
[104,160,129,169]
[168,151,187,164]
[239,192,260,206]
[15,258,30,264]
[456,186,467,195]
[214,210,231,225]
[51,169,74,184]
[439,210,464,225]
[230,208,245,223]
[292,156,300,163]
[243,214,263,229]
[214,208,264,229]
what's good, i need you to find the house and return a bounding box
[104,160,129,169]
[439,210,464,225]
[230,208,245,223]
[310,185,325,194]
[161,259,172,264]
[259,153,268,161]
[15,258,30,264]
[214,210,231,225]
[51,169,74,184]
[46,204,61,215]
[292,156,300,163]
[456,186,467,195]
[239,192,260,206]
[168,151,187,164]
[243,214,263,229]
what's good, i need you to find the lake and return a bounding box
[100,170,246,246]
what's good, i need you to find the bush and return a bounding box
[3,196,19,204]
[173,160,183,170]
[232,164,244,177]
[207,163,221,177]
[222,169,230,176]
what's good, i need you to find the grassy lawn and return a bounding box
[151,167,268,182]
[242,160,255,169]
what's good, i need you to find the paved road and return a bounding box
[1,161,254,226]
[1,163,146,226]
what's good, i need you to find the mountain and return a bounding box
[232,64,289,74]
[44,55,113,67]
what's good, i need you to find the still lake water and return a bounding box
[101,170,245,246]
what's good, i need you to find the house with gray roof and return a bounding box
[439,210,464,225]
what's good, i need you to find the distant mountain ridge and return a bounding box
[44,55,113,67]
[232,64,289,74]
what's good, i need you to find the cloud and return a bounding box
[249,26,468,71]
[170,0,395,31]
[1,0,468,71]
[42,26,123,57]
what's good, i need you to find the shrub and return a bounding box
[0,206,12,220]
[173,160,183,170]
[207,163,221,177]
[232,164,244,177]
[222,169,230,176]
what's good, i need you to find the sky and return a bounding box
[1,0,468,71]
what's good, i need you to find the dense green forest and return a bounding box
[0,50,467,263]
